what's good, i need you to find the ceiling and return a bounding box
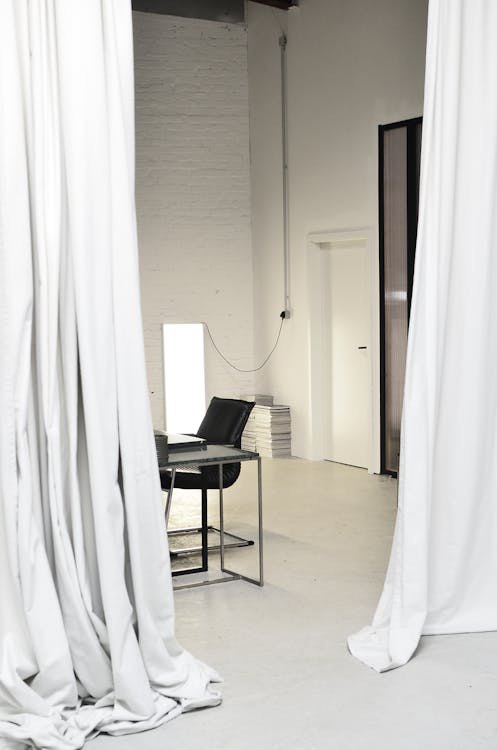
[131,0,296,22]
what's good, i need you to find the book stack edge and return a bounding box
[240,395,291,457]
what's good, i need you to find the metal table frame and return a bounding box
[160,445,263,590]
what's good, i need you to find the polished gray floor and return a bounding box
[92,459,497,750]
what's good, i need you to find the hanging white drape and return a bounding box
[349,0,497,672]
[0,2,220,748]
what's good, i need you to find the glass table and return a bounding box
[159,444,263,590]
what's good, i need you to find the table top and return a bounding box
[158,443,259,469]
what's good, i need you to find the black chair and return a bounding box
[158,397,255,574]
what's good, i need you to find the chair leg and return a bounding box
[166,481,253,559]
[165,469,176,525]
[167,527,254,553]
[168,488,209,576]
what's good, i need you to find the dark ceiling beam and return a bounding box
[131,0,297,19]
[249,0,296,9]
[132,0,245,23]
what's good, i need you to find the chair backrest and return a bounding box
[196,397,254,447]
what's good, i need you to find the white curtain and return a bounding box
[349,0,497,672]
[0,2,220,748]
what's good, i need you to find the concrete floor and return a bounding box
[92,459,497,750]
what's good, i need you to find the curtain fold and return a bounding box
[0,2,220,748]
[349,0,497,672]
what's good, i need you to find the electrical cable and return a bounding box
[203,315,286,373]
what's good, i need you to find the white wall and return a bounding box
[133,11,254,429]
[247,0,428,461]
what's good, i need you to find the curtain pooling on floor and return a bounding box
[349,0,497,671]
[0,2,220,748]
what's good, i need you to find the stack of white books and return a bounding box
[241,397,291,457]
[254,405,291,457]
[240,394,273,451]
[241,417,257,451]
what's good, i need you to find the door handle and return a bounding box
[358,346,367,350]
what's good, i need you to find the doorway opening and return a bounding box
[379,117,422,476]
[322,239,370,468]
[307,229,379,473]
[162,323,206,433]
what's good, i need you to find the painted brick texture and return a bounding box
[133,11,255,429]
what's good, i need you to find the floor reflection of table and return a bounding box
[159,444,263,590]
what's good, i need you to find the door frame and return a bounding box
[379,117,422,475]
[307,228,380,474]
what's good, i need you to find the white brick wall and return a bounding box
[133,11,255,429]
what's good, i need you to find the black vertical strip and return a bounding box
[379,116,422,476]
[378,125,386,475]
[406,118,423,318]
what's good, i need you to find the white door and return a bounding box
[323,240,371,468]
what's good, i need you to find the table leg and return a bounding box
[257,456,264,586]
[201,488,208,572]
[220,458,264,587]
[219,463,225,570]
